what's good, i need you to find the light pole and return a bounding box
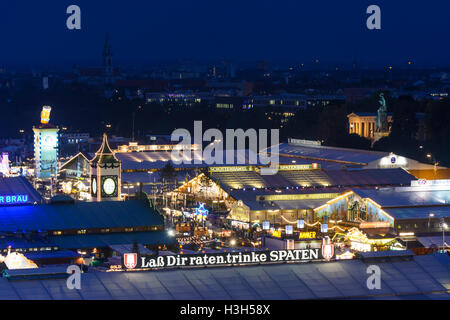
[132,112,135,142]
[428,213,434,230]
[440,218,447,250]
[132,105,142,142]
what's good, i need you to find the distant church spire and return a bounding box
[103,33,113,78]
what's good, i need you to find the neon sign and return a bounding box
[299,231,316,239]
[122,248,334,270]
[272,230,282,238]
[0,195,29,205]
[195,203,209,218]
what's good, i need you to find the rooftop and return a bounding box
[210,168,415,191]
[0,253,447,299]
[0,177,43,205]
[48,231,174,249]
[353,188,450,208]
[0,200,163,233]
[352,187,450,220]
[270,142,390,165]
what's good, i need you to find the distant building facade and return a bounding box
[347,112,393,140]
[347,112,427,141]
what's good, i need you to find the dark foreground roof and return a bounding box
[49,231,175,249]
[211,168,415,191]
[0,200,163,233]
[271,143,390,165]
[0,177,43,204]
[0,253,447,300]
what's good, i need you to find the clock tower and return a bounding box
[90,134,121,201]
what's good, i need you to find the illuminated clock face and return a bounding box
[42,135,56,147]
[92,178,97,195]
[103,178,116,195]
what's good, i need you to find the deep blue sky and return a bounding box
[0,1,449,68]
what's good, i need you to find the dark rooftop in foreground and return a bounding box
[0,253,447,300]
[0,177,43,205]
[0,200,164,233]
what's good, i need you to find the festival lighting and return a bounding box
[195,203,209,218]
[40,106,52,124]
[313,191,354,212]
[0,247,38,270]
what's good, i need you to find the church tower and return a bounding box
[103,33,113,82]
[90,134,121,201]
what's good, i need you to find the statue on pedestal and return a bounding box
[375,93,388,132]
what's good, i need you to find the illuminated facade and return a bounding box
[314,190,395,227]
[347,112,428,142]
[0,152,10,176]
[347,112,393,140]
[315,183,450,234]
[90,134,122,201]
[33,106,59,179]
[174,164,418,229]
[116,141,200,153]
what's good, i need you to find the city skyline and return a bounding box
[0,1,449,68]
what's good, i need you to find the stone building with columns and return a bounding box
[348,112,427,142]
[347,112,393,140]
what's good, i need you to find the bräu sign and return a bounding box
[122,247,334,269]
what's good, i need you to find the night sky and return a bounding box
[0,0,449,68]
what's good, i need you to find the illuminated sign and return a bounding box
[299,231,316,239]
[33,127,59,179]
[297,219,305,229]
[262,221,270,230]
[379,154,407,168]
[321,237,334,260]
[257,193,338,202]
[195,203,209,217]
[411,179,450,187]
[321,224,328,233]
[0,195,29,205]
[124,253,137,269]
[272,230,282,238]
[40,106,52,124]
[208,166,253,173]
[359,221,390,229]
[288,139,321,146]
[117,143,200,153]
[336,251,355,260]
[278,164,321,171]
[285,225,293,235]
[123,248,333,269]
